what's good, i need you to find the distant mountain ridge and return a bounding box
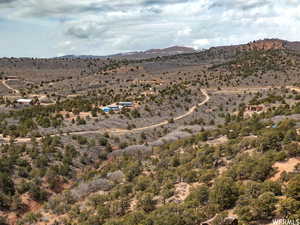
[58,46,197,60]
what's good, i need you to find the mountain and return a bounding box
[56,39,300,61]
[58,46,197,60]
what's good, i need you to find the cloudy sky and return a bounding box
[0,0,299,57]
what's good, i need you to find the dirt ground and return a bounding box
[271,157,300,181]
[206,135,229,146]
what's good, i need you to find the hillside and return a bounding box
[0,39,300,225]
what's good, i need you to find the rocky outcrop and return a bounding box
[70,177,114,200]
[107,170,126,183]
[108,145,152,157]
[239,39,284,51]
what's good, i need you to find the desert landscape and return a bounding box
[1,0,300,224]
[0,39,300,225]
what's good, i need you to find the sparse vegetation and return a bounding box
[1,39,300,224]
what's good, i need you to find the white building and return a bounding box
[16,99,33,105]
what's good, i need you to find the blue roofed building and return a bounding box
[101,107,111,113]
[101,105,121,113]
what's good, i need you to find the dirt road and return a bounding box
[2,85,299,143]
[211,86,275,94]
[0,89,210,143]
[113,89,209,134]
[286,86,300,93]
[2,79,20,94]
[212,86,300,94]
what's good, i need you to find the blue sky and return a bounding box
[0,0,300,58]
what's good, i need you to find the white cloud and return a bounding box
[0,0,300,57]
[177,27,192,37]
[192,39,210,49]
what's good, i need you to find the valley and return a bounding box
[0,39,300,225]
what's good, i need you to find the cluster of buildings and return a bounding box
[12,98,133,113]
[101,102,133,113]
[243,104,266,118]
[244,103,286,118]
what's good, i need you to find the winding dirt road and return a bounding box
[0,89,210,143]
[2,85,300,144]
[211,85,300,94]
[1,79,20,94]
[112,89,209,134]
[55,86,299,136]
[212,86,273,94]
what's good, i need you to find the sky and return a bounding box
[0,0,300,58]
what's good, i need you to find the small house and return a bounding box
[118,102,133,107]
[5,76,18,80]
[16,99,33,105]
[246,105,264,112]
